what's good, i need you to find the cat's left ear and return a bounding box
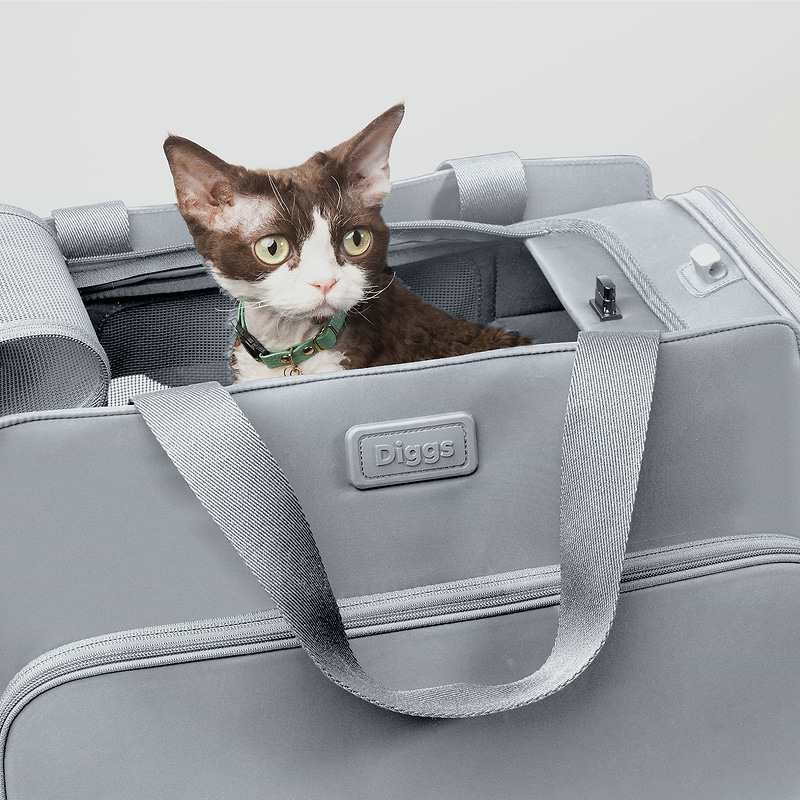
[331,103,405,207]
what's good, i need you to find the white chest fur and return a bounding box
[232,310,348,382]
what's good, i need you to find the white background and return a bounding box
[2,1,799,264]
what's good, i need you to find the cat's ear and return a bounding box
[330,103,405,207]
[163,135,238,227]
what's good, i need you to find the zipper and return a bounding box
[2,533,799,781]
[0,534,798,797]
[670,187,800,320]
[345,533,800,630]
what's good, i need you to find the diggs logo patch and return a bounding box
[374,439,456,468]
[345,413,478,490]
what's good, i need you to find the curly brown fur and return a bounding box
[336,278,529,369]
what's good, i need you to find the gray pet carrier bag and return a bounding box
[1,153,800,799]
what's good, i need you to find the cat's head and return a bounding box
[164,104,404,320]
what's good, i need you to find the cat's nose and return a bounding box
[309,278,338,296]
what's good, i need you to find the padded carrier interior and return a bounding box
[82,240,579,404]
[0,213,580,415]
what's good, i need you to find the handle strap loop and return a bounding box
[436,152,528,225]
[52,201,132,260]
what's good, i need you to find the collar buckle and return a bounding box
[313,323,341,351]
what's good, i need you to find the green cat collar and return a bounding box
[233,301,347,371]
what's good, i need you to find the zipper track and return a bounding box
[671,187,800,320]
[2,533,799,765]
[1,535,799,797]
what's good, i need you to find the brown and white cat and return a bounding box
[164,104,529,382]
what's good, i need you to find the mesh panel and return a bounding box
[0,207,92,328]
[396,253,482,323]
[0,205,109,414]
[97,291,235,387]
[494,242,563,318]
[107,374,169,406]
[0,335,107,414]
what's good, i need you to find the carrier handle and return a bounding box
[133,330,660,718]
[52,201,133,260]
[436,152,528,225]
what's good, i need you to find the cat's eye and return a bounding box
[342,228,373,257]
[253,235,291,266]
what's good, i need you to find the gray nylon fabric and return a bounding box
[524,217,688,331]
[0,205,109,413]
[69,249,202,290]
[52,201,132,260]
[437,152,528,225]
[134,330,660,718]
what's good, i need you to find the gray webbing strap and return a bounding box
[437,152,528,225]
[134,330,659,718]
[52,201,132,260]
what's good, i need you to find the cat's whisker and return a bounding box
[331,176,343,211]
[268,174,291,217]
[361,272,396,301]
[348,305,374,325]
[271,208,291,225]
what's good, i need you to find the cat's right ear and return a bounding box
[163,136,237,227]
[329,103,405,208]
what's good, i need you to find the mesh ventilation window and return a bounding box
[396,254,482,323]
[97,291,235,387]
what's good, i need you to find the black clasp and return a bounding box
[589,275,622,321]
